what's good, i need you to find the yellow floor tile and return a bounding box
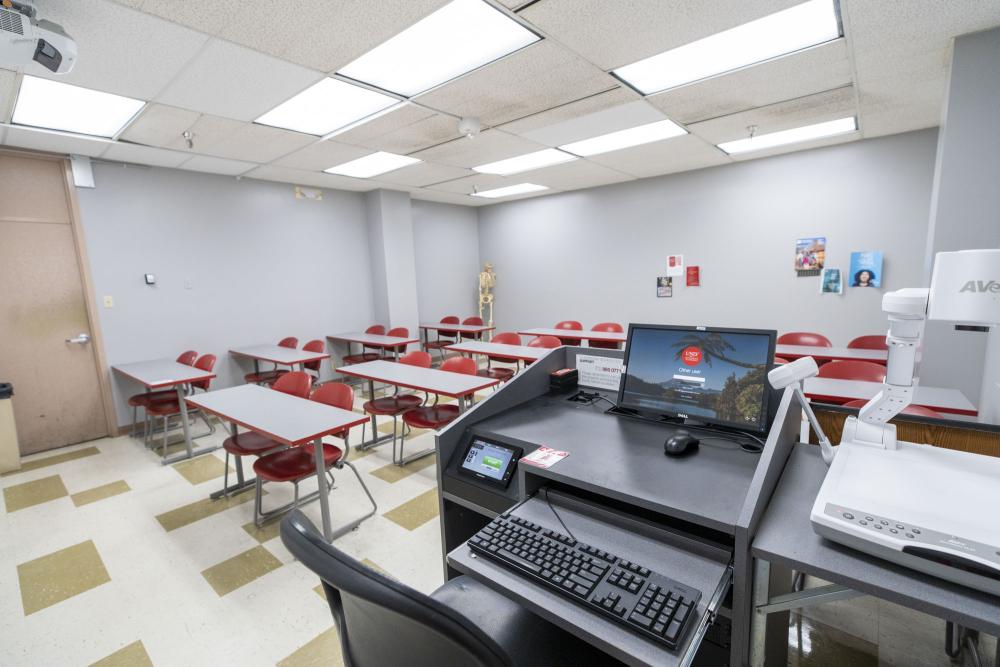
[383,488,440,531]
[1,446,100,478]
[376,422,429,441]
[277,627,344,667]
[241,518,281,544]
[171,455,232,485]
[201,545,282,596]
[369,454,436,484]
[71,480,131,507]
[155,491,257,532]
[17,540,111,615]
[3,474,68,512]
[89,640,153,667]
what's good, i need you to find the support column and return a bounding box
[365,189,420,341]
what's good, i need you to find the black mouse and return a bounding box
[664,430,699,456]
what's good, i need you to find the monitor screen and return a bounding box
[617,325,776,432]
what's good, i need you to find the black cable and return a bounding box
[543,487,576,542]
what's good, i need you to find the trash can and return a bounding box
[0,383,19,474]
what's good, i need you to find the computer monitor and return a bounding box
[617,324,776,433]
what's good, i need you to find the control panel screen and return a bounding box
[459,438,522,487]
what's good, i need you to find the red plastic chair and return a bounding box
[302,339,327,382]
[478,332,522,382]
[361,351,431,454]
[525,335,562,365]
[816,360,887,382]
[401,358,478,456]
[344,325,387,365]
[147,354,217,457]
[777,332,833,347]
[460,316,485,341]
[589,322,623,350]
[385,326,411,358]
[424,316,460,359]
[128,350,198,437]
[245,337,300,384]
[773,357,791,365]
[554,320,584,346]
[843,399,943,419]
[847,335,888,350]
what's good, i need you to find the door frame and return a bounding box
[0,147,117,438]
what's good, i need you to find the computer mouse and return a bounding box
[664,431,700,456]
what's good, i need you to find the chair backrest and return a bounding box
[176,350,198,365]
[386,327,410,353]
[271,371,313,398]
[400,351,433,368]
[817,360,887,382]
[303,339,326,372]
[311,382,354,412]
[365,325,386,335]
[554,321,583,345]
[191,353,217,391]
[847,335,888,350]
[460,316,484,340]
[589,322,623,350]
[773,356,791,365]
[440,356,478,375]
[777,332,832,347]
[280,511,510,667]
[491,332,521,345]
[437,316,460,339]
[278,337,299,349]
[843,399,943,419]
[528,335,562,349]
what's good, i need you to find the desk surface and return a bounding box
[804,377,976,415]
[753,444,1000,636]
[327,332,420,347]
[445,341,548,361]
[112,359,215,389]
[230,344,330,365]
[776,344,887,362]
[186,384,365,446]
[518,327,626,342]
[336,360,498,397]
[420,323,496,333]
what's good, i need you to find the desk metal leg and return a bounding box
[357,378,393,451]
[314,437,333,542]
[160,385,201,465]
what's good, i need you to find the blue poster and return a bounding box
[849,251,883,288]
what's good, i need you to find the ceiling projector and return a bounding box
[0,2,76,74]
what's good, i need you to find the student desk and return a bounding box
[112,359,217,464]
[420,322,496,347]
[776,344,888,363]
[327,332,420,362]
[518,327,627,345]
[186,384,368,542]
[804,377,977,416]
[444,340,549,363]
[230,344,330,377]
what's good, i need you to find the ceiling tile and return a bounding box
[245,164,379,192]
[156,39,324,121]
[180,155,257,176]
[513,159,634,191]
[3,125,112,157]
[333,104,436,145]
[520,100,666,147]
[33,0,208,100]
[647,40,853,125]
[424,172,555,197]
[411,129,547,168]
[117,0,231,33]
[0,69,18,123]
[338,109,462,154]
[101,142,192,168]
[120,104,201,146]
[586,133,729,178]
[498,87,641,137]
[416,40,617,126]
[149,115,316,163]
[372,162,472,188]
[858,52,949,138]
[520,0,800,70]
[272,140,373,172]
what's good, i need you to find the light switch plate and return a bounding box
[144,274,156,285]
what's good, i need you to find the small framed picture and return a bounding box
[821,268,843,294]
[656,276,673,298]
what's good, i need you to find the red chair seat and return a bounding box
[127,389,176,407]
[253,444,343,483]
[402,405,460,430]
[478,367,515,382]
[424,340,455,350]
[343,352,381,364]
[363,395,423,416]
[224,431,282,456]
[245,369,288,384]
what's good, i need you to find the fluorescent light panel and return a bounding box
[324,151,422,178]
[717,117,857,155]
[471,183,548,199]
[560,119,687,156]
[12,75,144,138]
[256,78,399,136]
[613,0,841,95]
[338,0,540,97]
[473,149,576,175]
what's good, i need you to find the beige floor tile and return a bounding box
[277,627,344,667]
[376,422,429,441]
[1,446,100,477]
[787,613,878,667]
[201,545,283,596]
[241,518,281,544]
[383,488,440,531]
[369,454,436,484]
[71,480,131,507]
[155,490,257,532]
[171,455,232,485]
[3,474,68,512]
[17,540,111,615]
[89,640,153,667]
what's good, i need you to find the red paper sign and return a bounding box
[686,266,700,287]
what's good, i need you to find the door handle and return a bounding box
[66,333,91,344]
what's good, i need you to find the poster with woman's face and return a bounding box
[850,251,883,288]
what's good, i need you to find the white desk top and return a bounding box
[336,360,498,397]
[776,344,887,362]
[445,341,548,361]
[420,323,496,333]
[804,377,977,416]
[230,344,330,365]
[517,327,626,342]
[327,332,420,347]
[112,359,215,389]
[186,384,366,446]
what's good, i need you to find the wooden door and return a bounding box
[0,152,109,454]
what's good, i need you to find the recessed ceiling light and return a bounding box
[12,75,144,138]
[613,0,841,95]
[256,78,400,137]
[338,0,540,97]
[324,151,422,178]
[559,119,687,156]
[716,117,857,155]
[471,183,548,199]
[473,149,576,175]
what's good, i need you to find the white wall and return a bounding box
[78,164,375,426]
[412,200,480,321]
[477,130,938,348]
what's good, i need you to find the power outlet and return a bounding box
[103,295,114,308]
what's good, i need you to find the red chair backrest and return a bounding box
[365,325,386,335]
[387,327,409,338]
[302,339,326,372]
[400,351,433,368]
[311,382,354,412]
[439,316,460,338]
[176,350,198,365]
[847,335,888,350]
[492,332,521,345]
[843,399,942,419]
[278,337,298,349]
[271,371,312,398]
[773,357,791,365]
[555,321,583,331]
[777,332,832,347]
[462,317,484,326]
[191,354,217,391]
[528,336,563,349]
[589,322,623,350]
[440,357,478,375]
[817,360,887,382]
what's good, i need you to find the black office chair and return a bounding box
[281,510,616,667]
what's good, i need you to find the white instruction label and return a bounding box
[575,354,624,392]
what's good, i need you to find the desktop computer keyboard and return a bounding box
[467,514,702,650]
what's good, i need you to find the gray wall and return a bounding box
[78,164,375,426]
[478,130,938,352]
[412,200,480,322]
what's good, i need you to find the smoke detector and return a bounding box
[458,116,481,139]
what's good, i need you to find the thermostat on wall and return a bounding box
[144,274,156,285]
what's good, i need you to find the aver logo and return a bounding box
[959,280,1000,293]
